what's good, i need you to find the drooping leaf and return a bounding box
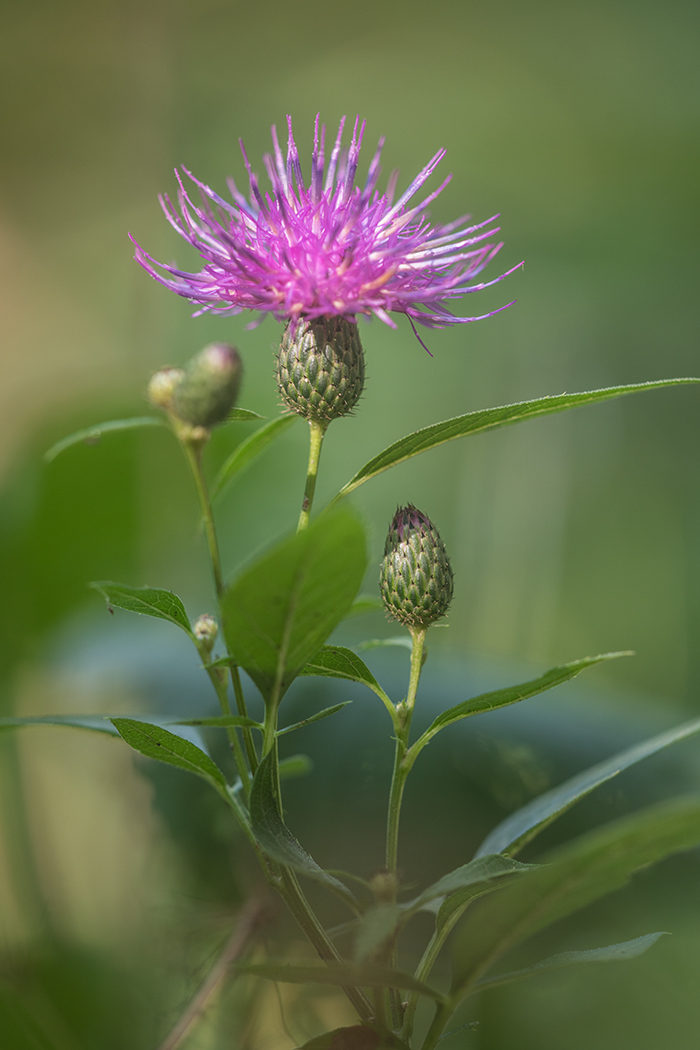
[235,961,445,1000]
[226,407,265,421]
[472,932,669,994]
[44,416,166,463]
[357,637,413,653]
[277,702,352,736]
[90,581,194,636]
[408,653,629,764]
[0,714,119,736]
[223,509,367,704]
[112,718,228,796]
[476,713,700,858]
[278,754,313,779]
[450,797,700,996]
[354,904,402,963]
[250,749,358,908]
[334,379,700,499]
[212,414,297,500]
[171,714,263,729]
[345,595,384,619]
[407,854,535,916]
[299,647,392,706]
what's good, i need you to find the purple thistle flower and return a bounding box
[132,115,520,341]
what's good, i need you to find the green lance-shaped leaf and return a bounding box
[278,753,313,779]
[235,961,445,1001]
[0,715,120,736]
[250,749,358,908]
[407,854,536,918]
[476,712,700,858]
[90,581,194,637]
[299,646,392,708]
[334,379,700,499]
[407,652,629,767]
[223,508,367,704]
[277,702,352,736]
[111,718,228,796]
[44,416,167,463]
[170,714,263,729]
[226,407,265,421]
[212,414,298,501]
[357,636,413,653]
[450,796,700,997]
[472,932,669,995]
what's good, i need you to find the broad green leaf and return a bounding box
[223,509,367,704]
[171,714,263,729]
[250,750,358,908]
[0,714,119,736]
[354,904,402,963]
[476,713,700,858]
[90,581,194,636]
[235,961,445,1000]
[278,754,313,779]
[299,646,391,705]
[112,718,227,796]
[277,702,352,736]
[409,653,629,764]
[334,379,700,499]
[357,636,413,653]
[345,594,384,618]
[450,797,700,995]
[473,932,669,994]
[212,414,297,500]
[226,407,265,421]
[408,854,535,915]
[44,416,166,463]
[297,1027,410,1050]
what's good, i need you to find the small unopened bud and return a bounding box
[172,344,243,428]
[147,367,184,410]
[276,317,365,426]
[193,614,218,655]
[370,870,399,904]
[380,505,454,630]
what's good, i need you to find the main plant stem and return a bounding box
[385,627,427,1028]
[297,420,326,531]
[401,903,469,1042]
[182,437,258,775]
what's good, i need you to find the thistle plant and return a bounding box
[8,115,700,1050]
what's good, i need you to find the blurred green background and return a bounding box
[1,0,700,1047]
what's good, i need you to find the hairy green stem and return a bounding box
[181,436,258,775]
[297,419,326,531]
[385,628,427,1028]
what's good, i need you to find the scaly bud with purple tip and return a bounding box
[380,505,453,630]
[276,317,365,427]
[172,344,243,429]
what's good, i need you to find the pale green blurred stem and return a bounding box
[385,627,427,1028]
[402,902,470,1042]
[181,437,259,777]
[297,419,326,531]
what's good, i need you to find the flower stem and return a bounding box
[384,627,427,1028]
[181,436,258,776]
[401,902,469,1042]
[297,420,326,531]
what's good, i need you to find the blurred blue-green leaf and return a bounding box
[212,414,297,500]
[44,416,166,463]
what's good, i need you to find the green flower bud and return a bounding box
[172,344,243,428]
[147,367,184,410]
[193,613,218,656]
[276,316,365,426]
[380,505,454,630]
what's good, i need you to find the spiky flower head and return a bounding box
[132,115,519,342]
[276,316,364,426]
[172,343,242,429]
[380,505,454,630]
